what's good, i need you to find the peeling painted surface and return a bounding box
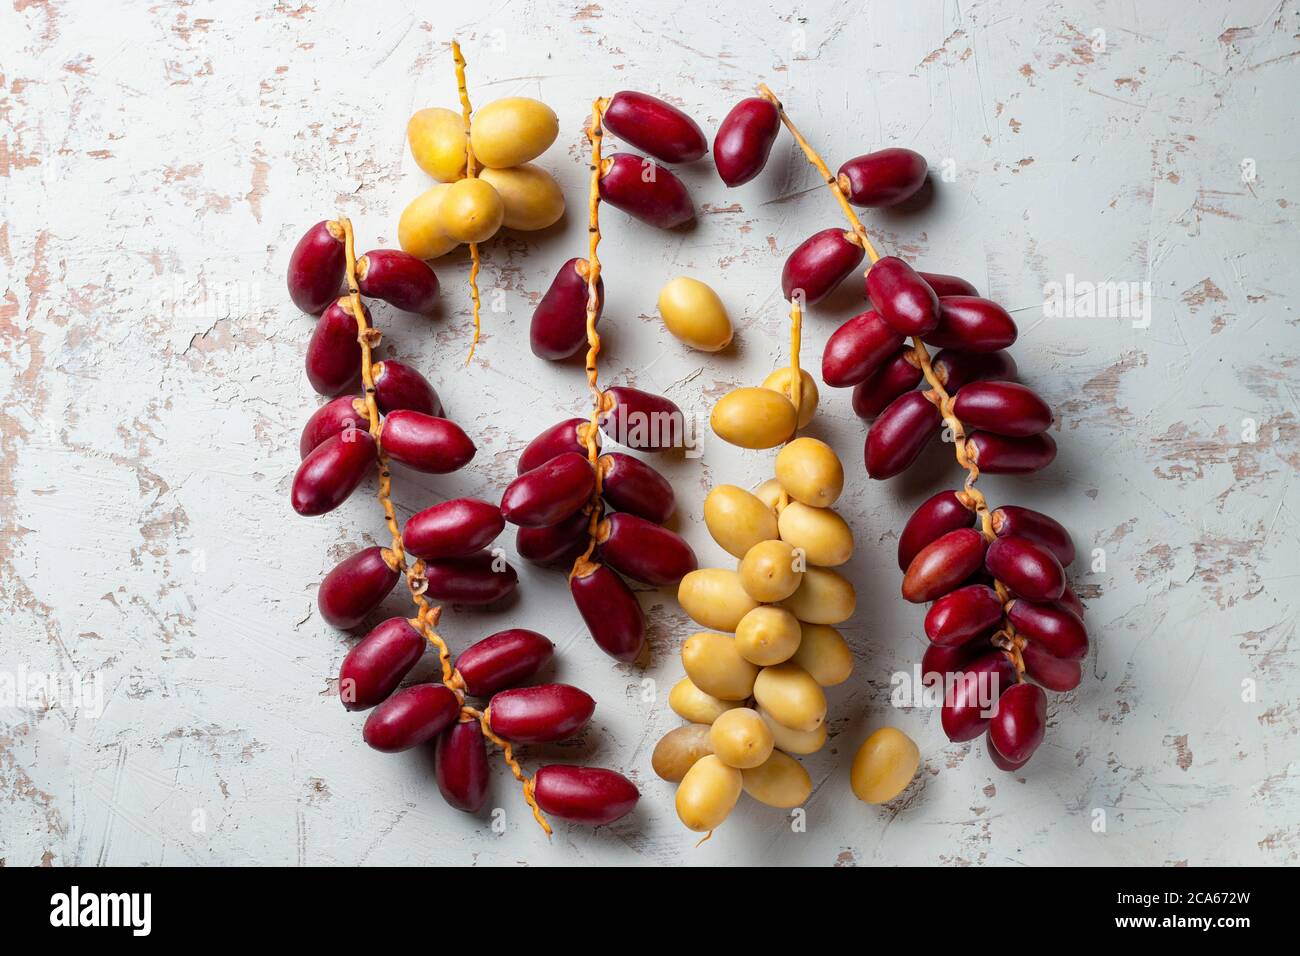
[1,0,1297,866]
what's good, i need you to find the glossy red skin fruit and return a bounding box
[500,452,595,527]
[902,528,988,604]
[865,391,943,479]
[516,508,591,565]
[287,220,345,315]
[600,386,686,452]
[319,546,400,629]
[918,271,978,298]
[941,650,1016,742]
[356,249,439,314]
[604,91,707,164]
[487,683,595,744]
[454,629,555,698]
[403,498,505,561]
[921,637,992,680]
[781,228,865,305]
[598,153,695,228]
[989,682,1047,763]
[571,563,646,662]
[851,348,922,419]
[992,506,1075,566]
[714,97,781,186]
[531,258,604,361]
[533,765,640,825]
[380,411,476,474]
[306,298,363,397]
[931,348,1018,392]
[1021,640,1083,691]
[837,148,927,207]
[1057,584,1085,620]
[292,429,375,516]
[986,535,1066,602]
[422,550,518,605]
[363,683,460,753]
[300,397,369,459]
[966,431,1057,475]
[597,513,697,585]
[599,453,674,523]
[822,310,905,388]
[1007,600,1087,660]
[436,719,490,812]
[866,256,941,337]
[519,418,597,474]
[338,617,425,711]
[925,585,1005,647]
[986,727,1031,771]
[898,490,977,571]
[953,381,1052,437]
[372,361,442,418]
[926,297,1018,352]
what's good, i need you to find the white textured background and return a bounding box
[2,0,1298,866]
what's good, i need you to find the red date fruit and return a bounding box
[1058,584,1085,620]
[918,271,978,298]
[714,97,781,186]
[865,391,943,479]
[922,638,990,680]
[985,535,1066,602]
[319,546,400,629]
[338,617,426,711]
[403,498,505,561]
[571,563,646,662]
[1006,600,1087,660]
[941,650,1015,742]
[363,683,460,753]
[931,348,1018,392]
[604,91,707,164]
[501,452,595,527]
[287,220,345,315]
[986,728,1030,771]
[1021,641,1082,692]
[902,528,987,604]
[822,310,904,388]
[532,258,604,361]
[519,418,598,474]
[487,683,595,744]
[516,508,591,565]
[372,360,442,418]
[991,506,1074,567]
[837,148,927,207]
[533,765,639,825]
[925,585,1004,647]
[291,429,375,516]
[781,228,865,305]
[596,513,697,585]
[600,386,685,452]
[851,348,922,419]
[598,153,694,229]
[965,431,1057,475]
[306,298,363,397]
[988,682,1046,764]
[436,719,490,812]
[926,297,1018,352]
[866,256,941,337]
[422,550,518,605]
[380,411,476,474]
[356,249,439,314]
[898,490,976,571]
[598,452,675,524]
[300,397,369,459]
[454,628,555,698]
[953,381,1052,437]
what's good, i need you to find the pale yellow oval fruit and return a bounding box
[678,569,759,632]
[779,566,856,625]
[478,164,564,231]
[708,708,774,769]
[658,276,733,352]
[761,367,819,429]
[777,502,854,567]
[407,107,467,182]
[742,750,813,808]
[668,678,742,724]
[758,707,827,755]
[652,724,713,782]
[850,727,920,804]
[792,623,854,686]
[703,485,778,559]
[469,97,559,168]
[398,184,460,259]
[753,478,784,510]
[738,539,803,603]
[681,632,760,701]
[752,662,826,732]
[734,606,802,666]
[775,437,844,508]
[711,387,797,449]
[676,755,742,832]
[436,178,504,243]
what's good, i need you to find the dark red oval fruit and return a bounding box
[532,765,639,825]
[898,490,976,571]
[953,381,1052,437]
[500,452,595,527]
[926,297,1018,352]
[781,228,864,305]
[822,310,904,388]
[454,628,555,698]
[403,498,504,560]
[363,683,460,753]
[356,249,439,314]
[570,563,645,662]
[598,453,675,524]
[940,650,1015,743]
[851,348,922,419]
[338,617,426,711]
[596,513,697,585]
[287,220,346,315]
[380,411,476,474]
[300,397,370,459]
[991,506,1075,566]
[604,91,707,164]
[306,298,363,397]
[372,360,442,418]
[965,431,1057,474]
[518,418,597,474]
[902,528,987,604]
[319,546,400,629]
[487,683,595,743]
[837,148,927,207]
[1006,600,1087,660]
[714,97,781,187]
[985,535,1066,602]
[532,258,603,361]
[865,390,943,479]
[598,153,694,229]
[866,256,940,337]
[421,551,518,605]
[291,429,375,516]
[988,682,1046,764]
[436,719,490,812]
[925,585,1004,647]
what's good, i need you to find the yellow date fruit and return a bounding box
[759,707,827,755]
[708,708,775,769]
[734,605,802,666]
[779,565,856,625]
[436,178,504,243]
[407,107,467,182]
[761,367,819,429]
[678,568,759,633]
[752,662,826,733]
[681,631,760,701]
[657,276,734,352]
[775,437,843,508]
[469,96,559,168]
[850,727,920,804]
[398,184,460,260]
[668,678,742,724]
[478,163,565,231]
[703,485,778,559]
[753,478,784,510]
[742,750,812,808]
[676,755,742,832]
[652,724,714,782]
[710,387,797,449]
[738,539,803,603]
[777,501,853,567]
[792,623,853,686]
